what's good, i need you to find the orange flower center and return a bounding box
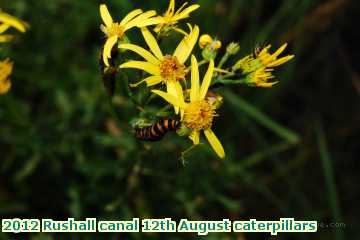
[184,100,215,130]
[101,22,125,38]
[159,55,186,81]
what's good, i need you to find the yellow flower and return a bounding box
[257,43,294,68]
[0,59,13,95]
[233,55,260,73]
[152,56,225,159]
[199,34,221,50]
[245,67,277,88]
[234,43,294,74]
[119,25,199,113]
[0,10,28,42]
[99,4,163,67]
[153,0,200,34]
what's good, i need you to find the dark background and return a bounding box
[0,0,358,239]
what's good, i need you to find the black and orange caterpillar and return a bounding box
[135,119,181,141]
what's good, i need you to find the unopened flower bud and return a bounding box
[226,42,240,55]
[199,34,213,49]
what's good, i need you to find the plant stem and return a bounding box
[218,52,230,68]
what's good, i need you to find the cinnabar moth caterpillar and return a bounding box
[135,119,181,141]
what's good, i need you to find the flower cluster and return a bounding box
[98,1,294,159]
[232,44,294,87]
[0,10,28,94]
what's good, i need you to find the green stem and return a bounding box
[198,59,208,67]
[179,144,203,166]
[316,122,344,240]
[223,72,235,78]
[210,77,247,87]
[218,52,230,68]
[145,93,157,105]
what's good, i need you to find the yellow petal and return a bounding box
[166,80,180,114]
[186,23,193,32]
[172,4,200,21]
[103,35,118,66]
[153,22,164,33]
[204,129,225,159]
[141,27,163,60]
[175,2,189,15]
[0,79,11,95]
[152,90,186,109]
[118,43,160,65]
[120,61,160,76]
[166,0,176,16]
[271,43,287,60]
[0,34,13,42]
[174,81,184,104]
[136,17,165,28]
[129,75,163,87]
[257,81,278,88]
[166,81,177,97]
[0,12,28,33]
[0,24,10,34]
[99,4,113,27]
[173,25,199,64]
[267,55,294,67]
[189,130,200,145]
[120,9,143,26]
[180,109,185,120]
[259,44,271,56]
[145,75,163,86]
[124,10,157,30]
[172,26,189,36]
[175,81,185,114]
[190,55,200,102]
[199,59,214,100]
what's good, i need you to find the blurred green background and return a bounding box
[0,0,358,239]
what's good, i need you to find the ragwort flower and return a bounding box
[244,67,277,88]
[256,43,294,69]
[119,25,199,113]
[233,43,294,87]
[234,43,294,74]
[153,0,200,34]
[99,4,162,67]
[152,56,225,159]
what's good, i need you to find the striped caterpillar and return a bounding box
[135,119,181,141]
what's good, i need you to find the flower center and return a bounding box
[102,22,125,38]
[159,55,186,81]
[183,100,215,131]
[163,14,175,23]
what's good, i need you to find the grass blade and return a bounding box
[316,122,344,240]
[223,89,300,144]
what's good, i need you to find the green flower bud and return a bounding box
[202,46,218,60]
[226,42,240,55]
